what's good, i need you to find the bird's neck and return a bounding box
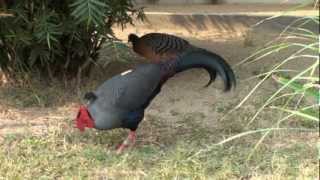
[131,40,137,47]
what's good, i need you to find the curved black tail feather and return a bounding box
[175,49,236,91]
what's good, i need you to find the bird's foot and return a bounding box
[116,130,136,154]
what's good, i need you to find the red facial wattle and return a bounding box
[75,105,94,131]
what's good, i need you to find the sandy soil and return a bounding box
[141,4,318,16]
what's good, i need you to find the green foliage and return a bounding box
[234,16,319,123]
[70,0,108,26]
[216,15,319,160]
[272,74,319,121]
[0,0,144,81]
[272,75,319,100]
[99,40,135,67]
[194,15,319,160]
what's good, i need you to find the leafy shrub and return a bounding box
[0,0,144,82]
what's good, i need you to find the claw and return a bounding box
[116,130,136,154]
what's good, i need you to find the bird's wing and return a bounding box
[94,64,162,111]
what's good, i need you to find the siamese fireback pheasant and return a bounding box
[75,48,236,153]
[128,33,220,87]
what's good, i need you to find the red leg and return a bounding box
[116,130,136,154]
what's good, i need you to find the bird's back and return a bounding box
[131,33,192,62]
[140,33,190,54]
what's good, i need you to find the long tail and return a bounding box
[175,49,236,91]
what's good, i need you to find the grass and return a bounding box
[0,119,317,179]
[207,14,320,162]
[0,81,74,108]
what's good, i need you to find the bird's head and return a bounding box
[74,105,95,132]
[128,33,139,44]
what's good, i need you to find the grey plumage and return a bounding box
[85,48,236,131]
[87,64,162,130]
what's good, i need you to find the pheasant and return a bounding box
[75,46,236,154]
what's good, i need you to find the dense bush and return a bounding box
[0,0,144,82]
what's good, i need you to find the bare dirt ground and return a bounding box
[141,4,317,16]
